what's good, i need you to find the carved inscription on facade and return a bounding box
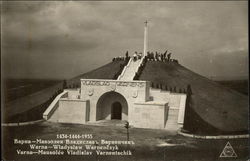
[82,81,110,86]
[81,80,144,88]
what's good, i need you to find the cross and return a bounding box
[144,20,148,26]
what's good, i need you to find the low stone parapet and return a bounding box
[178,130,249,139]
[1,119,44,127]
[43,91,68,120]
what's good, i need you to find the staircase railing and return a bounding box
[131,56,146,80]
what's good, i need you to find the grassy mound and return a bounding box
[139,61,248,134]
[67,60,125,86]
[216,80,248,95]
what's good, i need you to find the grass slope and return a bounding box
[216,80,248,95]
[139,61,248,133]
[3,79,60,103]
[3,83,63,121]
[67,60,125,86]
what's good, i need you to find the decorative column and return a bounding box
[143,20,148,57]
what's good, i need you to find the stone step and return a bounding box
[167,113,178,117]
[167,116,178,120]
[167,115,178,119]
[166,115,178,120]
[167,112,179,117]
[168,111,178,114]
[165,122,178,125]
[165,124,178,127]
[166,120,178,124]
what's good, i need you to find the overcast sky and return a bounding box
[2,1,248,80]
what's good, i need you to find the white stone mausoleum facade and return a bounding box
[43,78,187,131]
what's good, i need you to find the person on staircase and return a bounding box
[133,52,137,61]
[138,52,142,59]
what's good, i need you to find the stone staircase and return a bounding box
[117,56,186,131]
[118,58,142,81]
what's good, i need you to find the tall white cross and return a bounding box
[143,20,148,57]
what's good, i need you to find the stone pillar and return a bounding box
[143,21,148,57]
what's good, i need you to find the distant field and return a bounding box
[216,80,248,95]
[3,79,61,103]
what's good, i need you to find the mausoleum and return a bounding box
[43,21,187,131]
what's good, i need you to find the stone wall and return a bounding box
[49,98,89,124]
[132,102,168,129]
[66,89,80,99]
[57,99,89,124]
[43,91,68,120]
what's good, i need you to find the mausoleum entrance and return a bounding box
[111,102,122,120]
[96,91,128,121]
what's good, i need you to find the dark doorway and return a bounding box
[97,92,128,121]
[111,102,122,120]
